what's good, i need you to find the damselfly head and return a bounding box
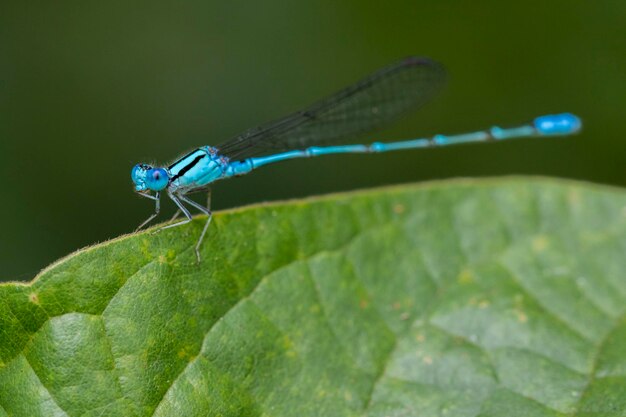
[131,163,170,192]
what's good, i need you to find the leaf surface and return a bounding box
[1,178,625,417]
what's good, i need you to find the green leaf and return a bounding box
[1,178,625,417]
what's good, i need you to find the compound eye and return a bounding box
[131,164,143,184]
[145,168,169,191]
[131,163,152,185]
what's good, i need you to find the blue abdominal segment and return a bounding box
[220,113,581,179]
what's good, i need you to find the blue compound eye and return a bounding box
[131,164,147,185]
[145,168,169,191]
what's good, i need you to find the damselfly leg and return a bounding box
[179,191,212,263]
[161,191,193,229]
[135,192,160,232]
[161,190,212,263]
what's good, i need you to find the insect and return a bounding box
[131,56,581,262]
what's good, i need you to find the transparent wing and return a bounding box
[217,56,446,160]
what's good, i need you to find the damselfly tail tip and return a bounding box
[533,113,582,136]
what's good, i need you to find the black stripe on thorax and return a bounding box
[169,153,207,181]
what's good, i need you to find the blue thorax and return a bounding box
[132,146,230,193]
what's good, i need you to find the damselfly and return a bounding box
[131,57,581,261]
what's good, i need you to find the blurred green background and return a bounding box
[1,1,624,281]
